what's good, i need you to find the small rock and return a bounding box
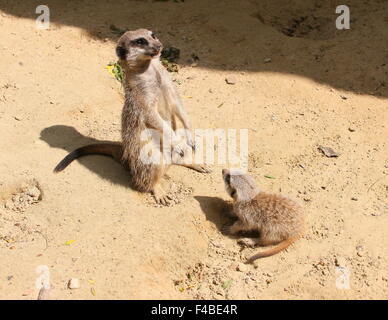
[351,197,358,201]
[229,262,239,271]
[348,127,355,132]
[318,145,340,157]
[67,278,80,289]
[210,241,223,248]
[335,256,346,267]
[37,286,51,300]
[13,116,22,121]
[340,95,348,100]
[236,263,247,272]
[22,289,33,296]
[4,200,14,210]
[264,58,272,63]
[225,76,237,85]
[27,186,41,198]
[356,246,365,257]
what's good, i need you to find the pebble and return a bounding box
[348,127,355,132]
[264,58,272,63]
[225,76,237,85]
[318,145,340,157]
[356,246,365,257]
[335,256,346,267]
[68,278,80,289]
[4,200,14,209]
[236,263,247,272]
[27,186,41,198]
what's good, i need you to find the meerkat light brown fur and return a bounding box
[54,29,210,205]
[222,169,305,263]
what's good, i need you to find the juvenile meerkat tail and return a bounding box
[247,237,299,263]
[54,143,123,173]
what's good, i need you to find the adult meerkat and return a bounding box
[222,169,304,263]
[55,29,210,205]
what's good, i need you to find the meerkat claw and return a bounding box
[152,186,171,206]
[187,139,197,151]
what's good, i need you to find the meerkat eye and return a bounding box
[151,33,156,39]
[135,38,148,45]
[230,189,236,198]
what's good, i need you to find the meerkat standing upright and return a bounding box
[222,169,305,263]
[54,29,210,205]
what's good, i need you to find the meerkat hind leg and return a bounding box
[223,220,248,235]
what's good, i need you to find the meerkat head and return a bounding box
[116,29,163,64]
[222,169,259,202]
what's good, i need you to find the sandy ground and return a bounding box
[0,0,387,299]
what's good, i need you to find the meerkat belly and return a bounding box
[156,88,174,123]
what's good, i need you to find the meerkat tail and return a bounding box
[247,237,299,263]
[54,143,122,173]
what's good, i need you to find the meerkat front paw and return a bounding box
[187,138,197,151]
[188,164,212,173]
[172,144,185,158]
[221,224,233,235]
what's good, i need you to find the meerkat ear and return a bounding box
[116,45,128,59]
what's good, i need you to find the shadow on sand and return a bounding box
[1,0,387,97]
[40,125,131,188]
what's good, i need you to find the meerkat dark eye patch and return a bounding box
[225,174,231,184]
[134,37,148,46]
[116,45,127,59]
[230,189,236,197]
[151,32,156,39]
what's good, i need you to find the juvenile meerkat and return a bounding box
[55,29,210,205]
[222,169,304,263]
